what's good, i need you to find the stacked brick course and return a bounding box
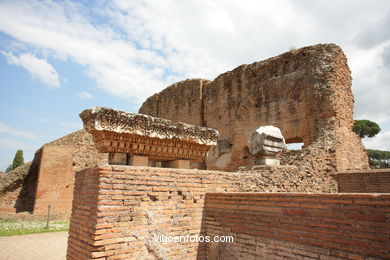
[338,169,390,193]
[205,193,390,259]
[67,166,265,259]
[67,166,389,259]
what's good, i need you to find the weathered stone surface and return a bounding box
[0,129,107,215]
[139,79,211,126]
[139,43,369,174]
[48,129,108,174]
[249,126,286,166]
[80,106,219,162]
[80,107,218,146]
[249,126,285,156]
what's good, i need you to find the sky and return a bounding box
[0,0,390,171]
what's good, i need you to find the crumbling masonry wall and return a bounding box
[67,167,389,259]
[139,44,368,173]
[33,145,74,216]
[0,130,108,216]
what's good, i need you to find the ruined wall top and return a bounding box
[139,43,369,171]
[80,107,219,146]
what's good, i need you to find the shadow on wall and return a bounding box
[196,206,207,260]
[14,149,42,213]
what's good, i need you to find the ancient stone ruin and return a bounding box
[139,44,369,174]
[2,42,389,259]
[0,130,107,216]
[80,107,219,168]
[63,43,390,259]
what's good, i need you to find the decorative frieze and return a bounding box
[79,107,219,166]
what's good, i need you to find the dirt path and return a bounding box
[0,231,67,260]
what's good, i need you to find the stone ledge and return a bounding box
[80,106,219,146]
[79,107,219,164]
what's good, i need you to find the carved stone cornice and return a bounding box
[79,107,219,162]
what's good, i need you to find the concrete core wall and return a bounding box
[139,44,368,173]
[67,166,389,259]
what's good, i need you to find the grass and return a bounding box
[0,220,69,236]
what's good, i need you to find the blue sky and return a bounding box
[0,0,390,171]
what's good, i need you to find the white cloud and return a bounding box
[363,131,390,151]
[0,122,37,139]
[0,0,167,102]
[1,51,60,88]
[349,43,390,124]
[78,91,94,99]
[0,0,389,124]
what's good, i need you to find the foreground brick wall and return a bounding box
[67,166,388,259]
[67,165,318,259]
[205,193,390,259]
[338,169,390,193]
[67,166,233,259]
[33,145,73,216]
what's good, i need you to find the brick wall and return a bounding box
[33,145,73,216]
[66,166,255,259]
[205,193,390,259]
[338,169,390,193]
[67,166,389,259]
[67,165,308,259]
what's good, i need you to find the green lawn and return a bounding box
[0,220,69,236]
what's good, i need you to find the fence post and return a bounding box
[45,205,51,229]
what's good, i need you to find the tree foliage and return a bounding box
[5,165,13,173]
[353,120,381,138]
[11,150,24,170]
[366,149,390,168]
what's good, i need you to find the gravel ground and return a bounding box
[0,231,67,260]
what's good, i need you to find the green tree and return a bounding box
[11,150,24,170]
[353,120,381,138]
[366,149,390,168]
